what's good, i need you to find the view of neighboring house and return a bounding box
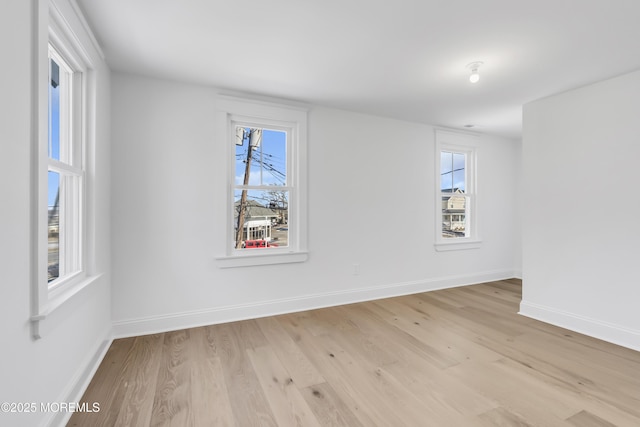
[442,188,466,237]
[47,204,59,281]
[234,199,280,243]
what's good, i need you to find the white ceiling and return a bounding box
[76,0,640,139]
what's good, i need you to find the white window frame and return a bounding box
[434,130,481,251]
[216,96,308,268]
[31,1,101,338]
[47,43,84,288]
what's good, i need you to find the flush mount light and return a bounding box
[467,61,483,83]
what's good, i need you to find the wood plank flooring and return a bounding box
[68,279,640,426]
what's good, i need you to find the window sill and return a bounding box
[31,273,104,338]
[435,239,482,252]
[216,251,308,268]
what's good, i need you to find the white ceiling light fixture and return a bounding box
[467,61,483,83]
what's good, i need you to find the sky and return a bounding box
[48,61,61,208]
[440,151,466,192]
[234,127,287,205]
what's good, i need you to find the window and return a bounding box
[217,97,308,268]
[435,130,480,251]
[31,2,101,338]
[234,127,288,250]
[440,150,467,238]
[47,45,83,286]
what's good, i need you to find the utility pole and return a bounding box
[235,128,262,249]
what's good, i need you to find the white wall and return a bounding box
[111,72,521,336]
[0,1,112,426]
[521,70,640,351]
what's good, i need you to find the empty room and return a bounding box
[2,0,639,426]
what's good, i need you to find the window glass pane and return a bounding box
[440,151,453,191]
[441,194,466,238]
[48,58,60,161]
[235,127,251,184]
[48,171,60,282]
[235,127,287,187]
[261,129,287,186]
[452,152,466,193]
[234,189,288,249]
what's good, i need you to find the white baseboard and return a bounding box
[519,300,640,352]
[112,269,517,339]
[46,334,113,427]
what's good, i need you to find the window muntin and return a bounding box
[233,127,290,250]
[47,45,83,287]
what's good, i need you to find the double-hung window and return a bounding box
[217,97,308,267]
[32,3,99,338]
[435,130,480,251]
[47,44,83,286]
[233,126,288,248]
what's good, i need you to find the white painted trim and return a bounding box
[42,336,112,427]
[217,251,309,268]
[112,269,517,338]
[67,0,105,60]
[435,239,482,251]
[519,300,640,352]
[31,273,104,338]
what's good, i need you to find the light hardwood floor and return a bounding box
[68,280,640,426]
